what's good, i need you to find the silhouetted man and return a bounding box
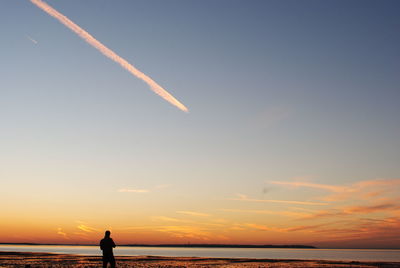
[100,230,116,268]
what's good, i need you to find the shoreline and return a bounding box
[1,251,400,267]
[0,243,316,249]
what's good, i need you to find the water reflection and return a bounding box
[0,245,399,262]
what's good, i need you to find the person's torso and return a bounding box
[100,238,114,254]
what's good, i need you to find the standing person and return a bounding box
[100,230,116,268]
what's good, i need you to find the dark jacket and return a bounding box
[100,237,116,256]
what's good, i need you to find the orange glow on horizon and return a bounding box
[2,177,400,248]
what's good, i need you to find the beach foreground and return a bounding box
[1,252,400,268]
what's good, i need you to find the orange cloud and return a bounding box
[76,224,100,233]
[344,203,400,214]
[56,227,69,239]
[284,223,329,232]
[307,216,400,248]
[230,194,327,206]
[219,208,308,218]
[152,225,214,241]
[270,178,400,202]
[176,211,210,217]
[301,202,400,220]
[245,223,273,231]
[269,180,349,193]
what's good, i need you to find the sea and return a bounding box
[0,244,399,262]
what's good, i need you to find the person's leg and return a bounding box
[102,258,108,268]
[110,256,116,268]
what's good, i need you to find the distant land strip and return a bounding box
[0,243,315,248]
[122,244,316,248]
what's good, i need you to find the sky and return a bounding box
[1,0,400,248]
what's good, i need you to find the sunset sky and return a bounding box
[1,0,400,248]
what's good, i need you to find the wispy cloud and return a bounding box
[269,180,349,193]
[118,183,171,193]
[56,227,69,239]
[344,203,400,214]
[118,188,149,193]
[219,208,308,218]
[176,211,210,217]
[76,224,100,233]
[234,222,331,233]
[153,225,214,241]
[269,178,400,202]
[230,194,328,206]
[301,202,400,220]
[284,223,329,232]
[245,223,274,231]
[296,217,400,247]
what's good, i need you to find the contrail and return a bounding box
[26,35,38,44]
[30,0,188,112]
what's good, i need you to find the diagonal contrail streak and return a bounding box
[30,0,188,112]
[26,35,38,44]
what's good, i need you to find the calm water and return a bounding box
[0,245,399,262]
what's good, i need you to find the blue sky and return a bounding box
[1,0,400,246]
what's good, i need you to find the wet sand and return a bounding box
[1,251,400,267]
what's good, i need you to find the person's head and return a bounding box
[105,230,111,238]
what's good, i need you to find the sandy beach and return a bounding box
[1,252,400,268]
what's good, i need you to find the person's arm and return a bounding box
[100,240,104,250]
[111,239,116,248]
